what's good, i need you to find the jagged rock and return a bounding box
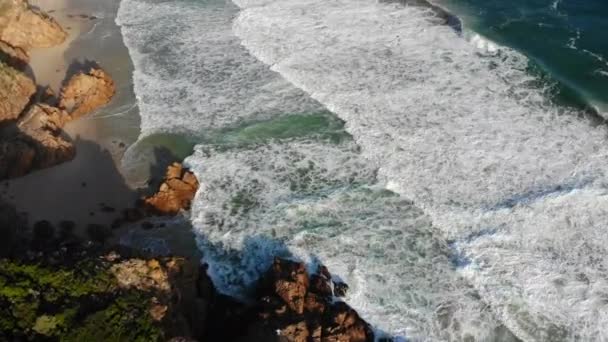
[0,40,28,69]
[143,163,200,215]
[0,0,67,50]
[263,258,309,315]
[334,281,349,298]
[59,67,115,119]
[111,258,172,293]
[0,62,35,123]
[310,274,333,298]
[251,258,374,342]
[17,104,74,168]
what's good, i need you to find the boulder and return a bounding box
[0,104,74,179]
[111,258,172,293]
[0,40,28,69]
[143,163,199,215]
[0,0,67,50]
[59,67,116,119]
[0,62,35,123]
[251,258,374,342]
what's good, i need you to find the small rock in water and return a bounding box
[333,281,349,297]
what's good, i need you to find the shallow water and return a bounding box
[118,0,608,340]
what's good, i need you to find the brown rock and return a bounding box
[166,162,183,180]
[110,258,171,292]
[59,67,115,119]
[310,274,333,297]
[0,62,35,123]
[150,297,169,322]
[279,321,309,342]
[322,302,372,342]
[143,163,199,215]
[305,292,326,315]
[0,0,67,50]
[0,40,29,69]
[249,258,374,342]
[18,104,74,169]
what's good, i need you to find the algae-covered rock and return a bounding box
[0,257,164,341]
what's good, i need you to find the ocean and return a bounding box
[116,0,608,340]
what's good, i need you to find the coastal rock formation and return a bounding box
[0,104,74,178]
[143,163,200,215]
[0,0,67,50]
[0,68,116,180]
[59,67,116,119]
[0,62,35,123]
[0,40,28,69]
[246,258,375,342]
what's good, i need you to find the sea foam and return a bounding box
[117,0,608,339]
[229,0,608,340]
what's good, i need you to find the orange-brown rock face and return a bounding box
[59,67,116,119]
[252,258,374,342]
[144,163,200,215]
[0,62,35,123]
[0,41,29,69]
[0,0,67,50]
[0,104,74,179]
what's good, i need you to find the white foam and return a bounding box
[229,0,608,339]
[185,140,504,340]
[115,0,322,138]
[117,0,608,339]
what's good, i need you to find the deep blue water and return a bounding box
[441,0,608,113]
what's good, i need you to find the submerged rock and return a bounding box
[59,67,116,119]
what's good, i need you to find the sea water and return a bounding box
[117,0,608,340]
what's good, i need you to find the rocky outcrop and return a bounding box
[0,0,115,180]
[143,163,200,215]
[0,0,67,50]
[0,62,35,123]
[0,40,28,69]
[59,67,116,119]
[0,66,115,180]
[245,258,374,342]
[0,103,74,179]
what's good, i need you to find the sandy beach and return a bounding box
[1,0,141,230]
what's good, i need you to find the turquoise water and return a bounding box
[440,0,608,113]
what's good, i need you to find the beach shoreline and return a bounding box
[2,0,141,231]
